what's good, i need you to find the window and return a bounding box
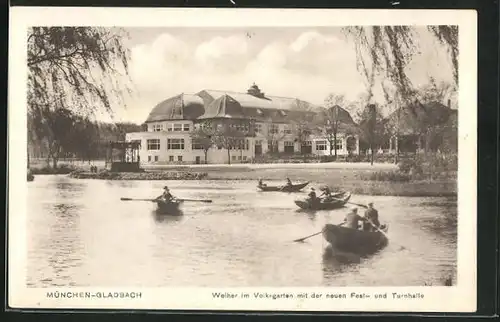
[192,140,206,150]
[255,140,262,146]
[183,124,190,132]
[230,123,249,132]
[232,156,236,161]
[268,140,278,153]
[255,123,262,133]
[302,141,312,146]
[169,156,174,162]
[283,125,292,134]
[147,139,160,150]
[269,124,279,134]
[178,156,183,162]
[154,156,159,162]
[243,156,247,161]
[231,139,249,150]
[152,124,162,132]
[173,124,183,132]
[167,138,185,150]
[336,139,343,150]
[284,141,294,154]
[148,155,152,162]
[238,156,242,161]
[284,141,294,147]
[316,140,327,151]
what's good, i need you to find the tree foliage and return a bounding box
[342,26,458,104]
[28,27,131,116]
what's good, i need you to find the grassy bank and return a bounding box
[151,165,457,197]
[32,160,456,197]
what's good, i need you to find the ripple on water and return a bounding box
[27,177,457,287]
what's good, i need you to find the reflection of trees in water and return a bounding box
[41,203,86,287]
[105,180,138,188]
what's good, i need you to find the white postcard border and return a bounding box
[8,7,477,312]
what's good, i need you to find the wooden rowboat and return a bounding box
[322,223,389,255]
[156,200,182,214]
[257,181,309,192]
[294,191,351,210]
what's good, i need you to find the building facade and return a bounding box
[126,84,360,165]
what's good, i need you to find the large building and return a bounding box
[126,84,360,164]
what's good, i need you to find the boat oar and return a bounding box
[177,198,213,203]
[120,197,212,203]
[293,222,345,243]
[121,197,156,202]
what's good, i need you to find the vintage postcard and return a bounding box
[9,7,477,312]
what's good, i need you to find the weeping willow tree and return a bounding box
[342,26,458,104]
[27,27,132,168]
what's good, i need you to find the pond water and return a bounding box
[26,175,457,287]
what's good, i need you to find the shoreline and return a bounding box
[59,164,456,197]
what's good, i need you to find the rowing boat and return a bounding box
[257,181,309,192]
[322,223,389,255]
[156,200,182,214]
[294,191,351,210]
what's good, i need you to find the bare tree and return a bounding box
[190,121,216,164]
[322,94,358,158]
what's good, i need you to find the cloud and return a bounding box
[122,29,455,123]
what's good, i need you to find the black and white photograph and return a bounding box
[9,8,477,312]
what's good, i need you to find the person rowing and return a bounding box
[362,202,381,232]
[258,178,267,187]
[156,186,176,203]
[319,186,333,202]
[285,177,293,187]
[307,187,319,206]
[343,207,368,230]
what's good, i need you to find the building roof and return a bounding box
[145,93,205,123]
[196,90,320,123]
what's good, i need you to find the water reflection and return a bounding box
[152,210,184,223]
[27,177,457,287]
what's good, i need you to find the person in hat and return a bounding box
[363,202,380,231]
[156,186,175,203]
[307,187,318,204]
[257,178,267,188]
[319,186,333,202]
[344,207,367,230]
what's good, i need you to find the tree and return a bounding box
[342,26,458,104]
[322,94,358,158]
[211,120,253,164]
[28,27,131,116]
[292,99,317,157]
[27,27,131,167]
[190,121,216,164]
[358,104,387,165]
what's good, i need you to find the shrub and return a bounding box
[363,170,411,182]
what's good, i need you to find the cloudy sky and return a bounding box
[111,27,455,123]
